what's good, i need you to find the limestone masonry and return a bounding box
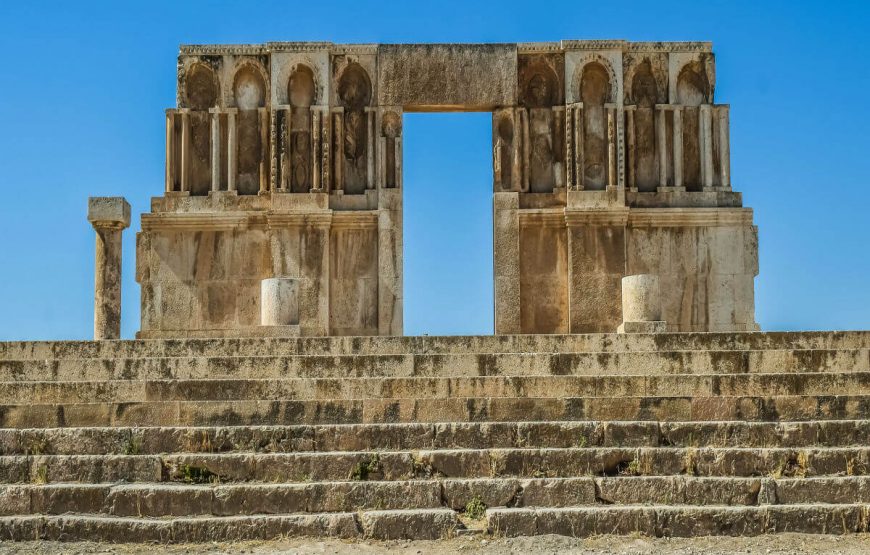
[136,40,757,339]
[7,40,860,545]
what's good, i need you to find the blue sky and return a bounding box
[0,1,867,339]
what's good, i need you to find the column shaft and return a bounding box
[227,110,237,192]
[210,110,221,192]
[93,225,123,339]
[656,107,668,188]
[673,107,683,189]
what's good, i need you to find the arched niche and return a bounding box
[337,63,373,194]
[286,65,316,193]
[520,61,560,193]
[184,63,218,110]
[579,62,612,190]
[233,65,266,110]
[677,62,711,190]
[520,63,559,109]
[183,63,219,195]
[289,65,316,108]
[630,60,658,191]
[676,61,710,106]
[233,65,267,195]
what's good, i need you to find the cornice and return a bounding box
[628,208,754,228]
[518,209,566,227]
[331,211,379,229]
[180,44,267,56]
[141,213,256,231]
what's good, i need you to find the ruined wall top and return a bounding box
[174,40,717,110]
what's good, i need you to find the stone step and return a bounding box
[3,349,868,382]
[1,504,868,541]
[4,476,870,518]
[3,395,870,428]
[3,331,869,360]
[0,509,458,541]
[3,373,870,405]
[4,420,868,456]
[3,447,869,484]
[488,504,870,537]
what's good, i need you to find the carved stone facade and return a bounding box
[138,40,757,338]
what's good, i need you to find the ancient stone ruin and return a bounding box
[1,41,868,545]
[136,40,756,340]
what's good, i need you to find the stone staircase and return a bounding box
[1,331,870,542]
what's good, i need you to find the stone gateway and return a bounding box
[138,40,757,339]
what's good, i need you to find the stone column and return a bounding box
[655,106,668,188]
[618,274,666,333]
[260,277,300,326]
[700,104,714,190]
[209,108,221,192]
[180,110,190,193]
[625,106,636,191]
[672,107,684,190]
[165,110,175,193]
[606,104,617,190]
[227,109,238,193]
[88,197,131,340]
[717,105,731,190]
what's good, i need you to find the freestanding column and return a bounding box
[87,197,131,340]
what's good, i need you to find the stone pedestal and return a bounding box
[88,197,131,340]
[260,277,300,326]
[618,274,667,333]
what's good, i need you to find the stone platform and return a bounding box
[1,331,870,542]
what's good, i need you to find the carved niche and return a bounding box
[577,62,612,190]
[285,65,316,193]
[232,63,267,195]
[183,62,219,195]
[625,55,668,191]
[677,60,711,190]
[517,54,565,193]
[334,61,373,195]
[492,108,518,191]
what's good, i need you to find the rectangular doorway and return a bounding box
[402,113,494,336]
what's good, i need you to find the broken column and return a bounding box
[88,197,131,340]
[618,274,667,333]
[260,277,300,327]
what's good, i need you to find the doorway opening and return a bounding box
[402,113,494,336]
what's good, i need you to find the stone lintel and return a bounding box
[88,197,131,229]
[377,43,517,110]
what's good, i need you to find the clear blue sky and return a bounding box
[0,1,867,339]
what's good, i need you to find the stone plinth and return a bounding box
[618,273,666,333]
[88,197,131,340]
